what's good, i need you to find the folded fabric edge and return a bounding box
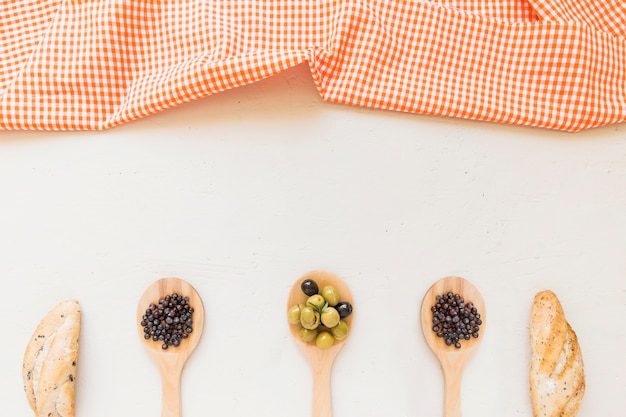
[0,51,311,131]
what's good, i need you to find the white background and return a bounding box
[1,63,624,417]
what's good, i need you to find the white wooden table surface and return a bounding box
[1,63,624,417]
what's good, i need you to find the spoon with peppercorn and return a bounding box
[287,270,355,417]
[137,277,205,417]
[420,276,486,417]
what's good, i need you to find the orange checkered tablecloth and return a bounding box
[1,0,624,132]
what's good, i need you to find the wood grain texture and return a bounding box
[420,276,486,417]
[137,278,205,417]
[287,271,354,417]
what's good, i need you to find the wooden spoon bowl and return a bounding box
[420,276,486,417]
[287,270,354,417]
[137,277,205,417]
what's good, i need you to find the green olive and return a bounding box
[307,294,326,311]
[321,306,340,328]
[315,331,335,349]
[300,306,320,330]
[331,320,349,340]
[299,327,318,342]
[287,304,303,325]
[321,285,340,306]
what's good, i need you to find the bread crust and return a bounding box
[22,300,80,417]
[529,290,584,417]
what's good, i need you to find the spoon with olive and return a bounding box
[420,276,486,417]
[287,270,354,417]
[137,277,205,417]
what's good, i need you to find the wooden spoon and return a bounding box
[137,277,205,417]
[287,270,354,417]
[420,276,486,417]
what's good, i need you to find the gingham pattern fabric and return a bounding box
[0,0,624,132]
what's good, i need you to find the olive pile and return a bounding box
[288,279,353,349]
[141,293,194,350]
[430,292,482,349]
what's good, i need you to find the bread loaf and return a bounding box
[22,300,80,417]
[529,290,584,417]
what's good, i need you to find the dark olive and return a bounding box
[301,279,319,296]
[336,301,353,318]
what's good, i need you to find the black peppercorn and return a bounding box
[430,291,481,349]
[142,292,194,349]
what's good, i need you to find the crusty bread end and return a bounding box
[530,290,584,417]
[23,299,80,417]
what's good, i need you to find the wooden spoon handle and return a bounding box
[159,364,183,417]
[442,366,463,417]
[311,365,333,417]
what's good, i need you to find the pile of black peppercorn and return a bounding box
[141,293,194,350]
[431,292,482,349]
